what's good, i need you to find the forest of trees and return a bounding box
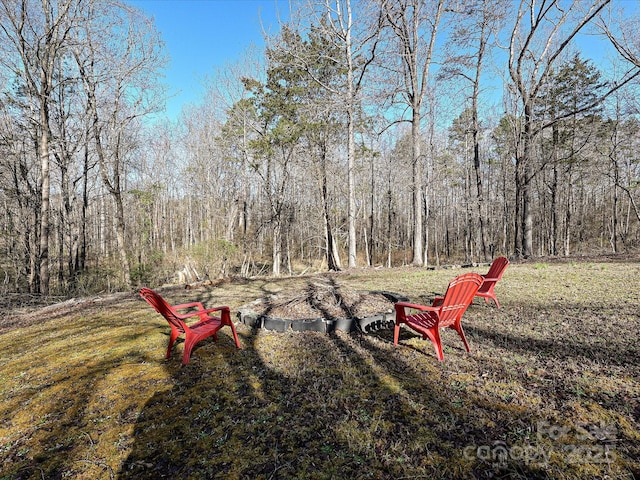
[1,0,640,296]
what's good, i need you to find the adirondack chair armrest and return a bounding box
[482,276,499,282]
[178,306,230,320]
[395,302,439,312]
[173,301,206,311]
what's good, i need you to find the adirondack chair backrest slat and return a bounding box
[476,256,509,308]
[485,256,509,281]
[140,288,186,333]
[437,273,484,326]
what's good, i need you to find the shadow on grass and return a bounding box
[1,291,140,334]
[4,266,639,479]
[464,312,640,368]
[2,341,155,479]
[117,322,567,479]
[119,327,376,478]
[353,328,640,479]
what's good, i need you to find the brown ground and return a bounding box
[239,279,400,320]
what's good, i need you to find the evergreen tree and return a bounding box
[536,55,606,255]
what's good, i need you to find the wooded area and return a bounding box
[1,0,639,296]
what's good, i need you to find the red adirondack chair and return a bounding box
[475,256,509,308]
[140,288,241,365]
[394,272,483,361]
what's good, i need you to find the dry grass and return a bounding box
[1,258,639,479]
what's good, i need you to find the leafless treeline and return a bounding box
[1,0,639,295]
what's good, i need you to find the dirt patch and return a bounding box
[243,285,400,320]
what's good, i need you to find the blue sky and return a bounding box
[126,0,638,123]
[127,0,288,120]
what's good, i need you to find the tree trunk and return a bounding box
[38,94,51,295]
[411,110,424,266]
[272,220,281,277]
[112,185,131,285]
[322,163,341,270]
[520,106,534,257]
[343,0,357,268]
[347,107,357,268]
[551,162,558,256]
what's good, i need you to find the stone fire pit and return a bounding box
[237,280,408,334]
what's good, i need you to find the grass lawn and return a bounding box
[1,258,639,479]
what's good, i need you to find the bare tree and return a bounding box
[48,62,90,289]
[73,1,166,287]
[599,5,640,69]
[507,0,639,257]
[0,0,83,294]
[382,0,446,266]
[285,0,383,268]
[443,0,509,261]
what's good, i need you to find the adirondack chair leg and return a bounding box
[393,323,401,345]
[167,328,180,359]
[451,321,471,353]
[229,322,241,348]
[181,349,191,365]
[182,335,199,365]
[424,328,444,362]
[219,309,241,349]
